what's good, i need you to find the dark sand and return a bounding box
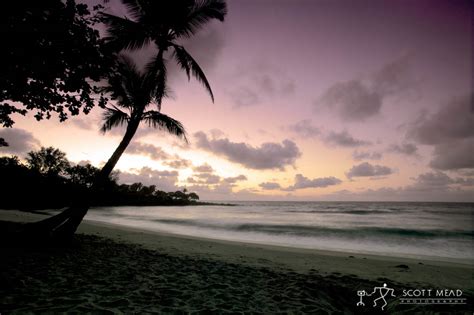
[0,210,473,313]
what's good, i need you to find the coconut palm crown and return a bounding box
[101,0,227,106]
[98,55,187,179]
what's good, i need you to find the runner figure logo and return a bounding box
[357,283,396,310]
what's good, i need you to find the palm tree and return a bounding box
[101,0,227,105]
[97,55,187,184]
[19,0,227,243]
[23,56,187,242]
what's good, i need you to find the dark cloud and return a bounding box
[118,167,179,191]
[259,182,282,190]
[371,54,416,96]
[286,174,342,190]
[407,95,474,145]
[407,171,474,191]
[126,142,170,161]
[286,122,372,150]
[352,150,383,161]
[323,130,371,147]
[0,128,41,155]
[455,177,474,187]
[228,62,295,108]
[346,162,394,179]
[316,55,416,121]
[228,87,260,107]
[194,131,301,170]
[429,138,474,170]
[388,142,418,156]
[287,120,320,138]
[317,80,382,121]
[223,175,247,184]
[411,171,454,189]
[407,95,474,170]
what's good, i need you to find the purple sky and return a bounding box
[1,0,473,201]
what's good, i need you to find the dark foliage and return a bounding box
[0,0,113,127]
[0,148,200,210]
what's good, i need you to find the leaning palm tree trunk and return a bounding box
[19,117,142,244]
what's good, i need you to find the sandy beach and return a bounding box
[1,210,473,313]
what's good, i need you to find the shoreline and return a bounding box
[2,209,473,289]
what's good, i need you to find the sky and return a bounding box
[1,0,473,201]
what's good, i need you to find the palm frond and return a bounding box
[175,0,227,37]
[172,44,214,102]
[100,12,150,51]
[100,106,131,133]
[145,52,168,110]
[120,0,145,20]
[142,111,188,142]
[103,55,140,108]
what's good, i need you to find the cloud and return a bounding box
[228,87,260,108]
[223,175,247,184]
[118,167,179,192]
[407,171,474,191]
[286,174,342,190]
[429,138,474,170]
[324,185,474,202]
[194,131,301,170]
[287,120,320,138]
[187,162,247,186]
[286,122,372,150]
[407,96,474,145]
[164,157,192,169]
[388,142,418,156]
[227,62,295,108]
[323,130,371,147]
[407,94,474,170]
[126,142,170,161]
[316,54,416,121]
[70,118,95,130]
[317,80,382,121]
[371,54,416,96]
[410,171,454,189]
[192,163,214,173]
[0,128,41,155]
[187,173,221,185]
[352,150,383,161]
[259,182,282,190]
[346,162,394,179]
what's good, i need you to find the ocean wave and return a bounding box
[152,218,474,239]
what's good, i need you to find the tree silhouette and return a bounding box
[96,55,187,183]
[67,163,101,188]
[0,0,112,127]
[101,0,227,105]
[0,151,202,210]
[26,147,70,177]
[19,0,227,243]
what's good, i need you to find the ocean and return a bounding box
[85,201,474,262]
